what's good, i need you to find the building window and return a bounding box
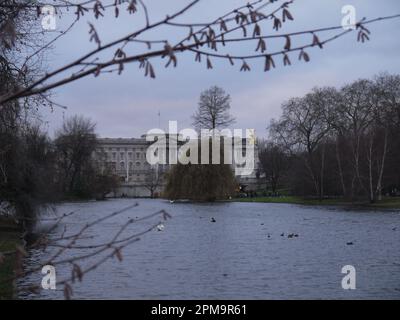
[136,152,140,159]
[120,162,125,170]
[120,152,124,159]
[128,152,133,160]
[136,162,140,167]
[129,162,133,170]
[112,152,116,160]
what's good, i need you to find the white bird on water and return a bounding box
[157,223,165,231]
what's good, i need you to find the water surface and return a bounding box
[18,199,400,299]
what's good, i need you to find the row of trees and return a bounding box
[259,73,400,203]
[0,112,118,229]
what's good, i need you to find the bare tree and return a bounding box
[54,115,97,196]
[258,140,290,194]
[372,73,400,200]
[144,167,161,198]
[192,86,235,131]
[269,74,400,202]
[270,88,335,199]
[336,80,376,200]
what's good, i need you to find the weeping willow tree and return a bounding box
[164,163,236,202]
[164,137,237,202]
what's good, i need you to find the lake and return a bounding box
[17,199,400,299]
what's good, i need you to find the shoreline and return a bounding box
[230,196,400,210]
[0,217,22,300]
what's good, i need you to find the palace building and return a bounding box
[94,135,262,197]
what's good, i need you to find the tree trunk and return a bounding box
[305,153,319,198]
[335,137,346,197]
[376,129,388,201]
[319,143,326,201]
[367,135,374,203]
[352,134,368,197]
[271,176,277,194]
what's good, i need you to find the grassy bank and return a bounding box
[0,217,21,300]
[233,196,400,209]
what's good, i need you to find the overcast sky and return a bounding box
[39,0,400,138]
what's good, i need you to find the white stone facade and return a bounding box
[94,136,262,197]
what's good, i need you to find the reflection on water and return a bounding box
[18,199,400,299]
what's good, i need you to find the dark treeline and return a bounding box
[0,3,118,229]
[260,73,400,203]
[54,115,119,200]
[0,111,118,230]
